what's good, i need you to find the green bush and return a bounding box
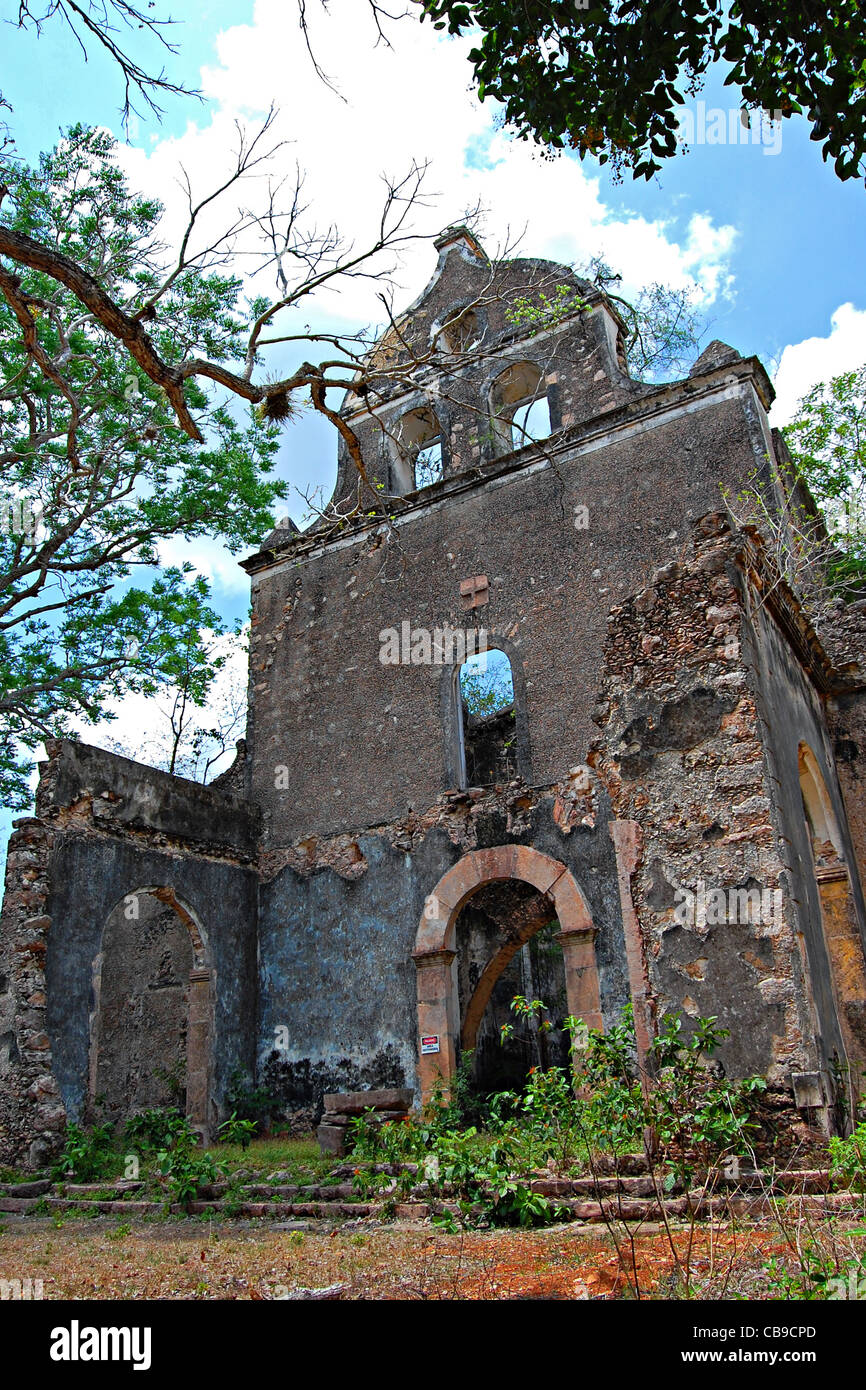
[217,1112,258,1149]
[647,1014,766,1185]
[829,1121,866,1192]
[51,1122,117,1182]
[349,1003,768,1230]
[156,1126,227,1207]
[223,1066,279,1134]
[124,1108,191,1153]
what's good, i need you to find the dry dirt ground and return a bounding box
[0,1215,838,1300]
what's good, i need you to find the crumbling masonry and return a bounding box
[3,227,866,1165]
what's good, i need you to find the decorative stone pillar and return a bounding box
[555,926,603,1036]
[186,967,211,1140]
[412,947,459,1102]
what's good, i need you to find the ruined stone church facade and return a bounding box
[4,227,866,1165]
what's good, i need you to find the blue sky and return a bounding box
[2,0,865,867]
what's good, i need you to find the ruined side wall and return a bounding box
[0,815,66,1166]
[740,566,866,1083]
[591,516,828,1086]
[0,740,259,1166]
[256,784,627,1115]
[249,391,777,847]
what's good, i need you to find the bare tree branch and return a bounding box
[10,0,200,127]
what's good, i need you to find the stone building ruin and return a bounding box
[3,225,866,1165]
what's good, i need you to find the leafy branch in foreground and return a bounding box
[0,125,285,803]
[782,364,866,593]
[418,0,866,185]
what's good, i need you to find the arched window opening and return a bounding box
[435,306,479,355]
[458,648,516,786]
[490,361,551,454]
[511,395,552,448]
[394,405,444,490]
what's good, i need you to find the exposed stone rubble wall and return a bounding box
[590,514,854,1094]
[0,815,66,1167]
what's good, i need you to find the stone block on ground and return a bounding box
[317,1123,348,1155]
[323,1089,413,1115]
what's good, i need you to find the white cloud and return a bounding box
[771,303,866,426]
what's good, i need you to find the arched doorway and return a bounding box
[88,886,212,1137]
[413,845,601,1100]
[458,883,570,1094]
[798,743,866,1114]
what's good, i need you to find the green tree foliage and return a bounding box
[783,364,866,592]
[420,0,866,183]
[582,256,704,380]
[0,125,285,805]
[459,651,514,716]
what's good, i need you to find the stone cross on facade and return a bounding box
[459,574,489,609]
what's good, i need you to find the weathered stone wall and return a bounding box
[0,740,259,1165]
[256,782,627,1117]
[739,546,866,1085]
[821,602,866,889]
[0,815,67,1166]
[829,686,866,889]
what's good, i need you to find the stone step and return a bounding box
[531,1175,663,1197]
[0,1196,40,1212]
[0,1179,52,1198]
[3,1184,863,1225]
[529,1169,836,1197]
[61,1181,144,1197]
[182,1200,375,1219]
[42,1198,163,1215]
[323,1089,413,1115]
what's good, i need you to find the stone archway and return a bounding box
[413,846,601,1099]
[88,886,213,1138]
